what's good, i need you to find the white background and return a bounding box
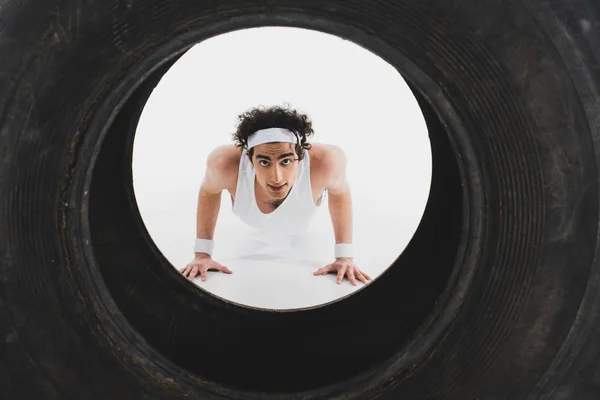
[132,27,432,310]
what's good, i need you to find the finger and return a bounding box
[355,271,368,284]
[347,269,358,286]
[200,270,207,282]
[337,266,347,284]
[218,265,233,274]
[313,265,331,276]
[184,265,195,277]
[356,268,371,281]
[189,267,198,280]
[180,264,191,275]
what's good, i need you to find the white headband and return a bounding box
[247,127,298,149]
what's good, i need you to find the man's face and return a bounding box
[250,142,299,200]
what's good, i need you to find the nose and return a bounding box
[272,165,283,183]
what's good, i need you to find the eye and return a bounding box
[282,159,292,166]
[260,160,269,167]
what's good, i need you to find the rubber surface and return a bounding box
[1,0,600,399]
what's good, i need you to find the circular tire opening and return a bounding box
[89,20,466,394]
[130,26,433,310]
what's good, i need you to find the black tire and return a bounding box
[2,0,600,399]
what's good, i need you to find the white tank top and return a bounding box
[232,148,327,236]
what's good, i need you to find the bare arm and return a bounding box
[195,146,231,256]
[313,145,370,285]
[178,146,235,279]
[325,145,353,247]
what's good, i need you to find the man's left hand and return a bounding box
[313,258,372,286]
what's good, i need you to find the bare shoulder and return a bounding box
[309,143,347,191]
[206,144,243,190]
[208,144,242,168]
[309,143,346,172]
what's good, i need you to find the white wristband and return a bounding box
[194,238,214,255]
[335,243,354,258]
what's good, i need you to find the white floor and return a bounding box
[189,256,369,311]
[173,195,416,310]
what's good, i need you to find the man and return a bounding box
[179,105,371,286]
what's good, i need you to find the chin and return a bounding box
[272,189,288,197]
[268,186,288,196]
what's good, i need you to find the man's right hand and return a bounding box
[179,254,232,282]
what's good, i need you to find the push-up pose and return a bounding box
[180,105,371,285]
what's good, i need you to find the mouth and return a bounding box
[269,184,286,192]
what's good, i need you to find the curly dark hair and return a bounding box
[231,104,314,162]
